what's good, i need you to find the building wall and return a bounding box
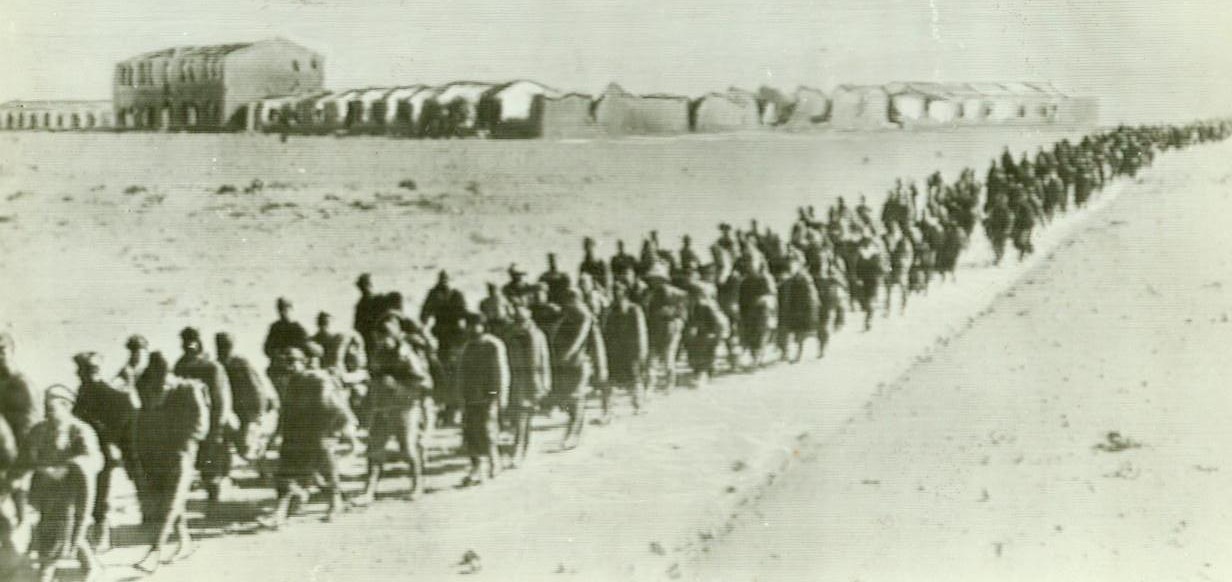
[1,102,114,131]
[113,57,226,130]
[831,88,891,129]
[222,41,324,129]
[692,93,760,132]
[784,88,829,128]
[535,94,604,139]
[594,93,690,136]
[889,93,927,124]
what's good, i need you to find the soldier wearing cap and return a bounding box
[268,347,356,526]
[479,282,517,334]
[353,273,381,349]
[738,256,778,368]
[132,353,209,572]
[549,288,607,450]
[643,263,688,391]
[420,270,468,425]
[21,384,104,582]
[539,253,572,306]
[501,264,536,307]
[173,327,237,504]
[498,305,550,467]
[455,312,509,485]
[684,281,730,388]
[356,310,434,504]
[72,351,139,551]
[263,297,310,363]
[115,334,150,392]
[603,282,648,417]
[216,332,280,465]
[776,252,820,363]
[578,237,610,290]
[609,240,638,281]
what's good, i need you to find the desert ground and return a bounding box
[4,126,1224,581]
[690,138,1232,581]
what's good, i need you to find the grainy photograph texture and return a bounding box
[0,1,1230,580]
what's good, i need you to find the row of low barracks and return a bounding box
[0,38,1099,138]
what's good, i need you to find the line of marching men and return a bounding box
[0,119,1228,581]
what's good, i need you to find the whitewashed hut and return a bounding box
[784,86,830,128]
[478,80,562,137]
[422,81,494,137]
[691,89,761,132]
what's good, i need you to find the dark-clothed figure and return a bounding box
[684,287,730,387]
[578,237,609,290]
[550,289,607,450]
[420,270,469,362]
[357,311,434,504]
[502,264,537,307]
[479,283,517,334]
[1011,197,1039,261]
[811,252,846,359]
[455,314,510,485]
[738,260,778,367]
[115,335,149,392]
[985,198,1013,265]
[21,385,104,582]
[421,270,468,426]
[353,273,382,349]
[609,240,638,281]
[643,265,688,390]
[776,255,821,362]
[499,307,550,466]
[263,297,310,362]
[882,223,913,315]
[268,349,356,526]
[853,237,885,331]
[0,332,36,544]
[602,283,648,417]
[71,352,139,551]
[132,354,209,573]
[0,333,39,451]
[173,328,237,504]
[216,333,279,465]
[539,253,572,306]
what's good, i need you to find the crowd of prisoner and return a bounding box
[0,120,1228,581]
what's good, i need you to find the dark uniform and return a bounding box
[500,315,551,462]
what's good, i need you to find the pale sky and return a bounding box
[1,0,1230,123]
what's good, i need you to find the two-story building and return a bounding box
[113,37,324,131]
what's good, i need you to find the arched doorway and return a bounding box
[159,103,172,129]
[71,113,81,129]
[43,113,51,128]
[185,103,199,128]
[85,113,96,128]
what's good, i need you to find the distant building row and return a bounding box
[242,80,1096,138]
[0,38,1099,136]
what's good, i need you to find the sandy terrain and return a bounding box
[0,128,1078,388]
[3,127,1210,581]
[689,139,1232,581]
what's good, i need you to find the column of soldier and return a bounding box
[0,120,1228,581]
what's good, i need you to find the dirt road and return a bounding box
[688,140,1232,581]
